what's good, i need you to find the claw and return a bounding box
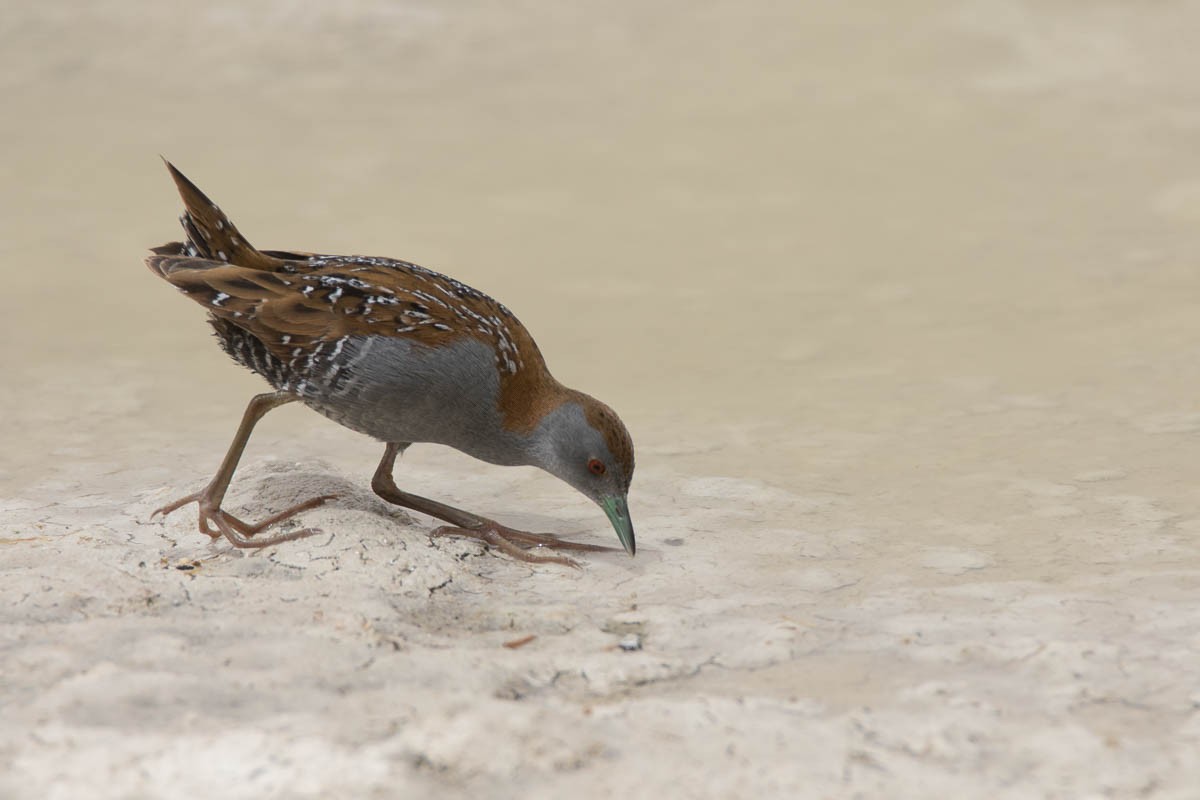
[152,489,335,548]
[430,524,609,568]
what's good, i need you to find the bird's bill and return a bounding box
[601,495,636,556]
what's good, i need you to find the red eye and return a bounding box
[588,458,606,476]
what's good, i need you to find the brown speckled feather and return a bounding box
[145,174,570,435]
[162,160,284,271]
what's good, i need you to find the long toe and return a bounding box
[495,527,618,552]
[207,509,322,549]
[152,490,204,519]
[229,494,338,536]
[430,525,583,568]
[154,489,333,548]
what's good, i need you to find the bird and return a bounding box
[146,160,636,567]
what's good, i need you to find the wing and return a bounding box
[145,251,528,374]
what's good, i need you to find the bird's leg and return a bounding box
[153,391,336,548]
[370,442,616,567]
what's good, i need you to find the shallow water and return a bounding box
[4,2,1200,796]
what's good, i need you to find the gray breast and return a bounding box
[300,335,529,466]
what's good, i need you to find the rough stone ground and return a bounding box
[3,361,1199,798]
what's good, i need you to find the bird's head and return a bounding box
[529,392,636,556]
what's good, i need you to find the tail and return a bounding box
[159,158,281,271]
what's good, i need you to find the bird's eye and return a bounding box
[587,458,606,476]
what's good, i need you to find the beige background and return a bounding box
[3,1,1200,797]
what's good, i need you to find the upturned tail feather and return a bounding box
[157,159,282,271]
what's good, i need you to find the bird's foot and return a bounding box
[430,523,616,568]
[152,490,336,548]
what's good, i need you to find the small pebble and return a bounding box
[618,633,642,652]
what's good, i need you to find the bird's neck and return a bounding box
[520,391,584,475]
[497,357,568,430]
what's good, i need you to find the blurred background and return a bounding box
[4,0,1200,512]
[7,3,1200,795]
